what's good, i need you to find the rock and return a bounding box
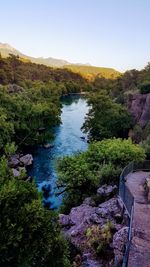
[12,168,20,177]
[97,184,117,198]
[20,154,33,166]
[127,93,150,128]
[82,252,105,267]
[113,226,129,266]
[7,84,23,94]
[83,197,96,206]
[145,177,150,202]
[83,259,102,267]
[59,214,73,227]
[60,197,124,266]
[12,167,27,178]
[9,154,20,168]
[43,143,54,149]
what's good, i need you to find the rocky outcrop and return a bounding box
[59,187,128,266]
[127,93,150,128]
[9,154,33,168]
[113,226,128,266]
[97,184,117,198]
[20,154,33,166]
[8,153,33,179]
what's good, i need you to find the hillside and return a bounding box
[0,43,120,78]
[65,64,121,79]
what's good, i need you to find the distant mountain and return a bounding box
[0,42,120,77]
[0,43,71,67]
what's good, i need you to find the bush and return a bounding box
[57,138,145,212]
[0,157,70,267]
[86,221,115,259]
[140,81,150,94]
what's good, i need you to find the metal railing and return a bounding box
[119,160,150,217]
[118,160,150,267]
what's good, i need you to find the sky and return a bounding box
[0,0,150,71]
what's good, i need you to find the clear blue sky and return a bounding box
[0,0,150,71]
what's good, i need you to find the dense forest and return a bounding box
[1,54,150,266]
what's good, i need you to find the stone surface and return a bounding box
[20,154,33,166]
[97,184,117,198]
[83,197,96,206]
[60,196,122,266]
[127,92,150,128]
[12,168,20,177]
[113,226,128,266]
[9,154,20,168]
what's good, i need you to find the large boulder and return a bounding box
[20,154,33,166]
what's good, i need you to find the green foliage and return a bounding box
[86,221,114,258]
[58,138,145,212]
[141,135,150,158]
[4,142,17,158]
[82,92,133,141]
[139,81,150,94]
[65,64,120,80]
[0,157,70,267]
[0,82,62,148]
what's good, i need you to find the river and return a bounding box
[28,95,89,209]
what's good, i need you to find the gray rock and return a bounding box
[127,93,150,128]
[59,214,73,227]
[83,197,96,206]
[20,154,33,166]
[83,259,102,267]
[113,226,129,266]
[9,154,20,168]
[12,168,20,177]
[97,184,117,198]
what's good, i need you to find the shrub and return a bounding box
[140,81,150,94]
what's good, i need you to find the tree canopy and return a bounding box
[0,157,70,267]
[82,92,133,141]
[57,138,145,212]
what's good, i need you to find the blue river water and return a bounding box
[28,96,89,208]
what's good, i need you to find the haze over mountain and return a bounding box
[0,42,120,78]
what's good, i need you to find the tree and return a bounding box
[139,81,150,94]
[57,138,145,212]
[82,92,133,141]
[0,157,70,267]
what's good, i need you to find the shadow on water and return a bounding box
[28,95,89,209]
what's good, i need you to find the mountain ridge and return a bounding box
[0,42,121,78]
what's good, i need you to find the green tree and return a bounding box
[57,138,145,212]
[0,157,70,267]
[82,92,133,141]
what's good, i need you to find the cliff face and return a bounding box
[127,93,150,128]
